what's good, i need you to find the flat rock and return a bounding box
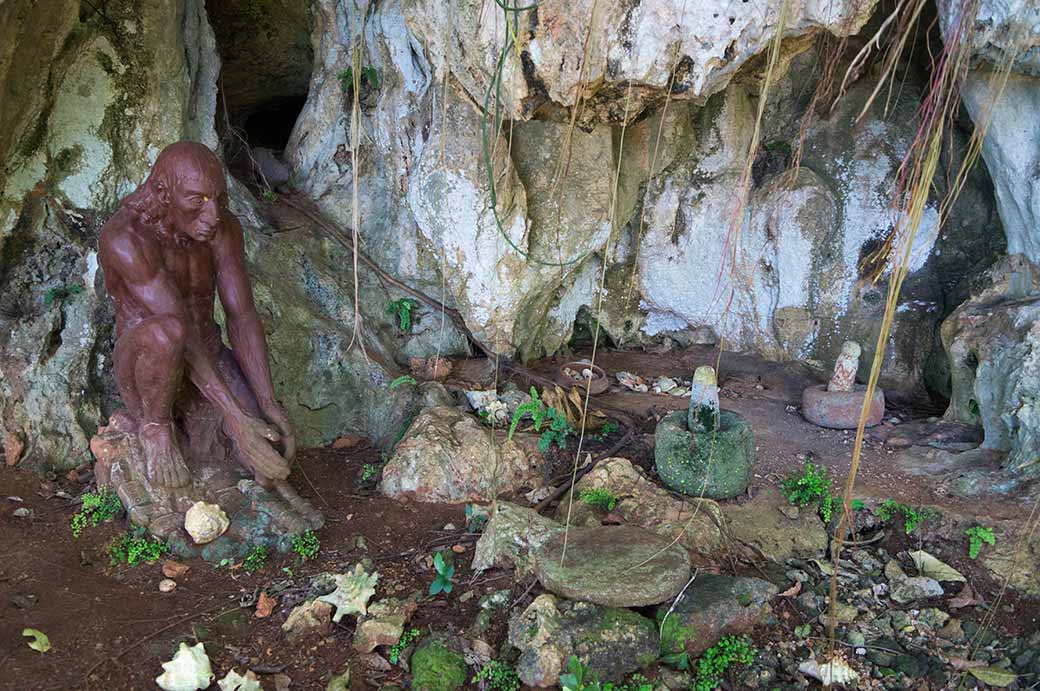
[558,458,724,555]
[472,502,565,576]
[722,486,828,562]
[534,525,691,607]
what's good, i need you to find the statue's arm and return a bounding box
[215,214,296,460]
[100,227,253,425]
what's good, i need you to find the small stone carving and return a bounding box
[802,341,885,429]
[827,341,861,392]
[688,365,721,433]
[184,501,229,544]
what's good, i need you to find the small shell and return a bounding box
[184,501,229,544]
[159,578,177,593]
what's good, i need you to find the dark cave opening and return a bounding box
[239,95,309,151]
[205,0,314,185]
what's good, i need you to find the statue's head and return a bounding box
[123,141,228,244]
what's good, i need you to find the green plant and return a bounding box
[71,488,123,537]
[601,674,653,691]
[260,189,275,202]
[244,545,269,572]
[106,530,169,566]
[507,387,573,452]
[388,627,420,664]
[340,65,379,92]
[780,459,836,523]
[694,635,757,691]
[850,498,865,511]
[291,530,320,561]
[465,504,488,533]
[763,139,792,157]
[580,487,619,512]
[386,298,419,332]
[43,283,85,307]
[875,499,937,535]
[361,463,380,482]
[472,661,521,691]
[560,656,599,691]
[538,407,574,453]
[429,551,454,596]
[966,525,996,559]
[593,419,620,442]
[390,375,417,389]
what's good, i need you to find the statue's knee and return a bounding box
[151,314,188,356]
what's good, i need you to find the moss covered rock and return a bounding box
[509,594,659,687]
[655,410,755,499]
[410,638,466,691]
[656,574,777,656]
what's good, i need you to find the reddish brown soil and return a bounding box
[1,348,1037,690]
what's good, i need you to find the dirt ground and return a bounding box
[1,348,1037,690]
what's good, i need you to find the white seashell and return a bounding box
[159,579,177,593]
[184,501,229,545]
[156,642,214,691]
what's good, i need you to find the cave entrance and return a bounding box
[205,0,314,186]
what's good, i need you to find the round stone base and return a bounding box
[801,384,885,429]
[654,409,754,499]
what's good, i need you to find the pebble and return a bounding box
[12,507,32,518]
[451,544,466,554]
[162,560,190,579]
[443,523,457,531]
[158,579,177,593]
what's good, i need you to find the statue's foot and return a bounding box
[139,423,192,488]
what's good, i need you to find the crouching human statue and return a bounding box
[92,141,321,559]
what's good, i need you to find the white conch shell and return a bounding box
[156,642,214,691]
[184,501,229,544]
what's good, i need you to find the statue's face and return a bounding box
[167,172,227,244]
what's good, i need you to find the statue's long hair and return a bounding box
[121,142,225,241]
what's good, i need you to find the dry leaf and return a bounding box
[949,583,983,609]
[947,657,985,671]
[332,434,362,449]
[909,550,966,583]
[255,591,277,618]
[968,667,1018,687]
[779,580,802,598]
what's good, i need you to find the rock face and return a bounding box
[656,574,778,657]
[558,457,724,555]
[509,594,659,687]
[941,257,1040,486]
[534,525,691,607]
[380,406,542,503]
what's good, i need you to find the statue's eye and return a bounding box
[193,197,204,207]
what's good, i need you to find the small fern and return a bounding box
[508,387,547,440]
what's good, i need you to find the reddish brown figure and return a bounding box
[99,141,295,490]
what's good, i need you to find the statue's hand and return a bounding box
[261,401,296,461]
[224,414,290,483]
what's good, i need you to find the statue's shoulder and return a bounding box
[99,209,157,271]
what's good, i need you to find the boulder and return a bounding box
[352,597,418,654]
[534,525,691,608]
[557,457,724,555]
[509,594,659,687]
[656,574,777,657]
[654,410,755,499]
[472,502,565,576]
[410,638,467,691]
[380,406,542,503]
[722,487,828,562]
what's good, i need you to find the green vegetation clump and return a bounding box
[579,487,619,512]
[507,387,574,452]
[390,375,417,389]
[43,283,85,307]
[389,627,421,664]
[291,530,320,561]
[244,545,269,572]
[472,661,521,691]
[410,639,466,691]
[361,463,380,482]
[71,488,123,538]
[340,65,380,91]
[966,525,996,559]
[875,499,938,535]
[694,635,757,691]
[387,298,419,331]
[780,459,836,522]
[107,530,169,566]
[429,551,455,596]
[594,419,620,442]
[559,657,652,691]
